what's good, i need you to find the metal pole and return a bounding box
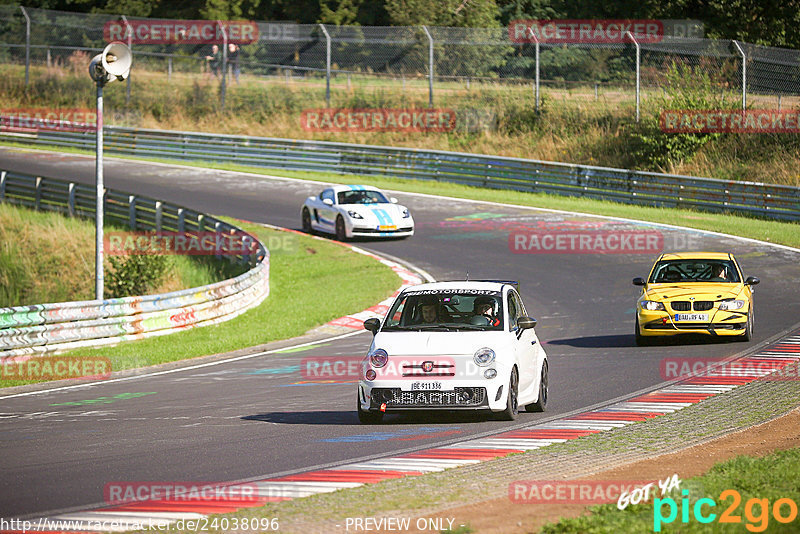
[733,40,746,111]
[533,34,540,112]
[95,82,104,300]
[122,16,133,105]
[319,24,331,106]
[219,21,228,110]
[626,31,640,123]
[422,25,433,108]
[20,7,30,87]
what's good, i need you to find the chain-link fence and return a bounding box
[1,5,799,116]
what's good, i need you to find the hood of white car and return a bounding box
[373,331,510,356]
[343,203,409,224]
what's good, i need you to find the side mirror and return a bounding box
[517,316,537,330]
[364,317,380,334]
[390,197,398,204]
[322,198,334,206]
[744,276,760,286]
[632,277,645,286]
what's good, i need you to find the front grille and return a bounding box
[369,387,488,408]
[694,301,714,311]
[353,227,413,234]
[670,301,691,311]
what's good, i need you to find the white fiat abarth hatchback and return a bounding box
[358,281,548,423]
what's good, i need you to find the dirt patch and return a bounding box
[394,407,800,534]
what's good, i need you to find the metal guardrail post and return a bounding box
[732,40,747,111]
[128,195,136,229]
[155,200,163,231]
[626,31,640,123]
[20,7,30,87]
[319,24,331,107]
[68,182,75,216]
[422,25,434,108]
[95,83,104,301]
[177,207,185,233]
[121,16,133,105]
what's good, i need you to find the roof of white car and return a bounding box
[402,280,515,293]
[329,184,382,193]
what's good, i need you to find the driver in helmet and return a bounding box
[472,296,500,327]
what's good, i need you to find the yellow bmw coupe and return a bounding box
[633,252,760,345]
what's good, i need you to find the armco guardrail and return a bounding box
[2,122,799,221]
[0,170,269,359]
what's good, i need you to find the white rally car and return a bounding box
[358,281,548,423]
[301,184,414,240]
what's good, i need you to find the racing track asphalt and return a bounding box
[1,148,800,519]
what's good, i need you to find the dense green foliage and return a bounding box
[4,0,800,48]
[105,254,168,297]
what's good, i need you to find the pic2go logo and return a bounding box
[654,489,799,532]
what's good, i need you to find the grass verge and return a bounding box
[1,220,399,388]
[0,202,233,307]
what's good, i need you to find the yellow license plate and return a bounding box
[378,225,397,231]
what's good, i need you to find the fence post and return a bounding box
[219,21,228,110]
[20,7,30,87]
[121,16,133,106]
[319,23,331,107]
[177,207,185,233]
[626,31,640,123]
[533,33,540,112]
[732,40,746,111]
[0,171,6,201]
[422,25,434,108]
[168,55,172,80]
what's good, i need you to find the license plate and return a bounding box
[411,382,442,391]
[674,313,709,322]
[378,225,397,231]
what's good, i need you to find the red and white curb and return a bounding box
[32,332,800,531]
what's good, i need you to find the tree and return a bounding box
[386,0,501,28]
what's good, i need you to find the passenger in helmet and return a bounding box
[471,296,500,327]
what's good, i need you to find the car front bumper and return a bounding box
[637,308,748,337]
[359,378,507,413]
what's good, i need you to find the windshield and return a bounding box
[382,290,504,331]
[337,189,389,205]
[649,259,740,283]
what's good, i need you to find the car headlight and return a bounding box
[640,300,666,311]
[369,348,388,368]
[474,347,495,367]
[347,210,364,219]
[718,299,746,310]
[402,208,411,219]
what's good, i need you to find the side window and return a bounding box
[321,189,334,203]
[507,293,519,330]
[512,291,526,318]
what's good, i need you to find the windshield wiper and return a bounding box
[410,325,454,331]
[450,324,491,330]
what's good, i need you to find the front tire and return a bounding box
[335,216,347,242]
[526,360,548,412]
[740,310,753,342]
[357,397,383,424]
[635,317,650,346]
[301,208,312,234]
[496,368,519,421]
